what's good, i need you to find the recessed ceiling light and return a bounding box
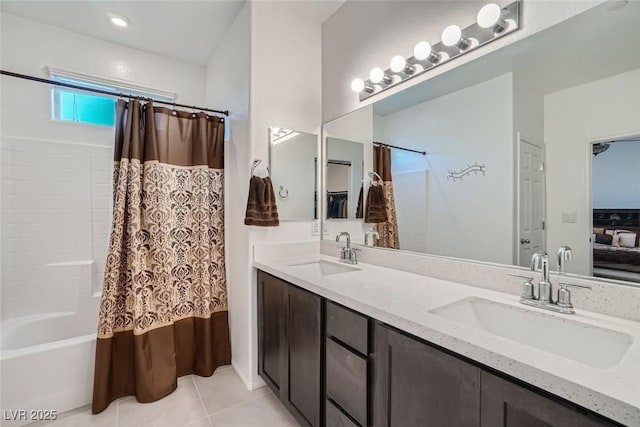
[107,13,129,28]
[607,0,628,11]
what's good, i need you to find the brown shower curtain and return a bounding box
[92,100,231,414]
[373,146,400,249]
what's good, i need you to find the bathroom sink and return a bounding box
[287,260,360,276]
[430,297,633,369]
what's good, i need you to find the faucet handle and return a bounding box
[508,274,535,300]
[557,282,592,309]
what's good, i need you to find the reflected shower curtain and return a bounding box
[373,146,400,249]
[92,100,230,414]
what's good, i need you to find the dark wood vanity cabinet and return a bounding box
[257,270,620,427]
[257,271,322,427]
[372,323,481,427]
[480,371,618,427]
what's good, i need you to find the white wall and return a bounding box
[322,0,603,121]
[271,132,318,220]
[592,140,640,209]
[545,68,640,274]
[206,1,323,389]
[380,74,514,264]
[0,13,206,323]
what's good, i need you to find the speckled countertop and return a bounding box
[253,246,640,427]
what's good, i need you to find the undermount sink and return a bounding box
[430,297,634,369]
[287,260,360,276]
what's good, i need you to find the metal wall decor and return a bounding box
[447,163,486,181]
[350,1,521,101]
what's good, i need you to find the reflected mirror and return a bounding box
[269,127,319,220]
[322,2,640,285]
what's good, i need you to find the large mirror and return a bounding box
[269,127,319,220]
[322,2,640,285]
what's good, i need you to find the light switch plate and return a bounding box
[311,220,320,236]
[323,221,329,235]
[561,212,577,223]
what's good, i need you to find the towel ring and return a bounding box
[279,185,289,199]
[368,171,383,183]
[251,159,271,177]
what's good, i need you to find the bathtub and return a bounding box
[1,312,97,426]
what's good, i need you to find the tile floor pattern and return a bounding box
[29,366,298,427]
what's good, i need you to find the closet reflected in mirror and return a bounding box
[321,2,640,285]
[269,127,319,220]
[326,138,364,220]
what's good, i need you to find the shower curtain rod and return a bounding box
[0,70,229,116]
[373,141,426,156]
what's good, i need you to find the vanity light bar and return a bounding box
[350,1,520,101]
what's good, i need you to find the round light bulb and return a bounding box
[413,41,433,61]
[477,3,502,29]
[442,25,462,47]
[389,55,406,73]
[350,78,365,93]
[108,13,129,27]
[369,67,385,84]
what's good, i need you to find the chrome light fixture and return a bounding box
[477,3,507,33]
[350,0,520,101]
[442,25,470,50]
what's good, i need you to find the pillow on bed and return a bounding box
[605,229,615,236]
[612,234,621,247]
[618,233,637,248]
[593,227,605,235]
[595,233,613,245]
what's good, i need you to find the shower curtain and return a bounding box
[92,100,230,414]
[373,146,400,249]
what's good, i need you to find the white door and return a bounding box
[518,134,546,266]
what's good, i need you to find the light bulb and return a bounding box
[350,78,365,93]
[477,3,506,33]
[108,13,129,28]
[369,67,385,84]
[442,25,462,46]
[413,41,440,64]
[390,55,406,73]
[442,25,470,50]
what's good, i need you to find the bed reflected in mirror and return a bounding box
[591,138,640,283]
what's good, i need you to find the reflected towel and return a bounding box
[245,176,279,226]
[365,184,387,223]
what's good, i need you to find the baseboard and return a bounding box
[231,359,266,391]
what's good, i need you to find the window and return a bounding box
[52,88,116,127]
[48,68,175,128]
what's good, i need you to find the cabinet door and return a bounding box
[257,271,285,394]
[480,371,617,427]
[283,284,322,427]
[372,324,481,427]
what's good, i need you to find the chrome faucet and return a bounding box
[531,251,552,302]
[557,246,572,274]
[364,230,379,246]
[336,232,358,265]
[512,249,591,315]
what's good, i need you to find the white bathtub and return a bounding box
[1,313,97,426]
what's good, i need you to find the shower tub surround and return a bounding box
[253,241,640,426]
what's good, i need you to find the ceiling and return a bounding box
[0,0,344,66]
[373,1,640,116]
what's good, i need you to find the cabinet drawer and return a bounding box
[326,338,367,427]
[326,399,359,427]
[326,301,368,354]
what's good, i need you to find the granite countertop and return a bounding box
[253,247,640,427]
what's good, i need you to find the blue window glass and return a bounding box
[52,88,116,127]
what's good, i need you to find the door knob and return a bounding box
[520,238,531,244]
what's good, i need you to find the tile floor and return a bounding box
[30,366,298,427]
